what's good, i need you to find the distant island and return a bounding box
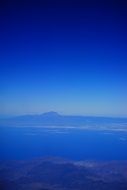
[0,112,127,132]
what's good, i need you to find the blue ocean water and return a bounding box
[0,126,127,160]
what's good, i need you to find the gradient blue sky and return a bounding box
[0,0,127,117]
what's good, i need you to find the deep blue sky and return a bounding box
[0,0,127,117]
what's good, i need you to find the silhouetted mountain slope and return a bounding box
[0,157,127,190]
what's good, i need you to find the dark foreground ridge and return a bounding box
[0,157,127,190]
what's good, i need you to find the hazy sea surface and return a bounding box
[0,126,127,160]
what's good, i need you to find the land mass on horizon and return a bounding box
[0,112,127,132]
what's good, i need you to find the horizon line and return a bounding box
[0,111,127,119]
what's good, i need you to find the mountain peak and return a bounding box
[42,111,60,117]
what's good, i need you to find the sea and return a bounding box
[0,126,127,160]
